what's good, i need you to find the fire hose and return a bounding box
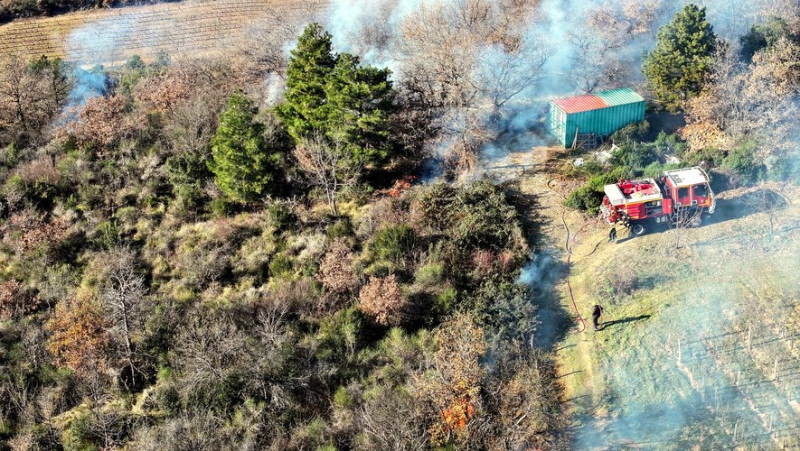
[563,215,641,451]
[555,188,640,450]
[562,211,588,333]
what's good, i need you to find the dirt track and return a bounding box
[0,0,324,65]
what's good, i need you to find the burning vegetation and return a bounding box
[0,0,798,449]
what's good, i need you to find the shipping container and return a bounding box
[549,88,646,147]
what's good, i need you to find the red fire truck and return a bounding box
[600,167,716,235]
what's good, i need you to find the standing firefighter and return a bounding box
[608,226,617,242]
[592,304,604,331]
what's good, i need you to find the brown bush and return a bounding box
[412,314,487,445]
[359,275,406,326]
[318,239,358,294]
[471,249,515,277]
[2,209,68,254]
[0,280,41,319]
[45,291,112,374]
[471,249,495,277]
[14,155,63,188]
[66,94,140,148]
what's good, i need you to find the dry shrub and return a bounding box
[0,280,41,319]
[472,249,516,278]
[471,249,495,277]
[481,347,565,450]
[679,119,733,151]
[412,314,486,445]
[359,275,406,326]
[14,155,63,188]
[355,197,409,239]
[267,278,319,322]
[66,94,140,148]
[318,239,358,294]
[2,209,68,254]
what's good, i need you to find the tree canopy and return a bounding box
[643,4,717,112]
[276,23,395,167]
[208,92,282,203]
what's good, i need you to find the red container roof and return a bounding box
[552,94,608,113]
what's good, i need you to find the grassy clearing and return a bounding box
[547,183,800,449]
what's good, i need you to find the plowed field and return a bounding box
[0,0,323,65]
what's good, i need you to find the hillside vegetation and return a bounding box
[0,0,799,449]
[0,16,564,450]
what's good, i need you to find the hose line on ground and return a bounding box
[562,211,587,333]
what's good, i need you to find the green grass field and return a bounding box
[514,162,800,450]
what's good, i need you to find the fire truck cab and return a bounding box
[662,167,716,214]
[600,167,715,236]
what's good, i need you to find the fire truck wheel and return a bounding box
[631,224,645,236]
[690,215,702,227]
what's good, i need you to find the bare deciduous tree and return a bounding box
[295,135,363,215]
[0,56,57,145]
[163,90,220,157]
[99,248,148,388]
[742,187,789,236]
[398,0,550,177]
[667,207,704,249]
[683,38,800,159]
[243,4,318,79]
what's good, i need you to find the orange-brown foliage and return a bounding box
[67,94,140,148]
[358,274,406,326]
[318,239,358,294]
[45,292,112,374]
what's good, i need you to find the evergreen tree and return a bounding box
[276,23,395,167]
[739,18,794,63]
[325,53,394,164]
[208,93,278,203]
[643,4,717,112]
[276,23,337,141]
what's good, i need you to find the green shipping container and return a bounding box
[548,88,645,147]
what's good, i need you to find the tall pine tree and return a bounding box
[276,23,395,167]
[276,23,337,140]
[208,93,279,203]
[324,53,394,164]
[643,4,717,112]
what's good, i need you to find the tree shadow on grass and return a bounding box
[600,315,651,330]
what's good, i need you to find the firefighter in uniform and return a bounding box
[592,304,604,331]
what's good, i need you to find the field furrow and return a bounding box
[0,0,327,64]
